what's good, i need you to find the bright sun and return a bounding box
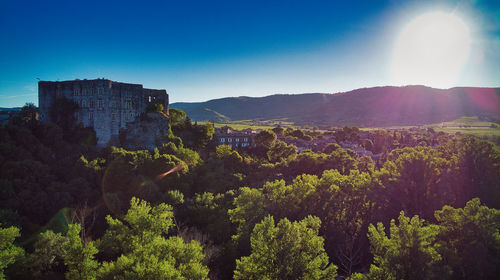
[391,12,471,88]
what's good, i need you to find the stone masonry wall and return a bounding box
[38,78,169,147]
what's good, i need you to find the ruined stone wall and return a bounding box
[39,79,169,147]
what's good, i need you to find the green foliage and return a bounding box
[3,113,500,280]
[0,225,23,280]
[11,103,39,126]
[63,224,98,280]
[323,143,341,154]
[168,108,187,125]
[370,130,392,154]
[262,175,319,221]
[254,130,277,150]
[313,169,375,275]
[216,144,243,171]
[174,146,201,167]
[335,126,360,143]
[229,170,376,276]
[272,126,284,136]
[26,230,66,278]
[98,198,209,280]
[267,140,297,163]
[73,124,98,146]
[228,187,266,254]
[171,117,214,151]
[381,146,452,219]
[0,120,101,234]
[146,102,165,113]
[102,147,188,213]
[234,215,337,280]
[435,198,500,280]
[364,212,443,280]
[286,148,356,177]
[456,136,500,208]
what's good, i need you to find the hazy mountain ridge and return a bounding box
[172,86,500,127]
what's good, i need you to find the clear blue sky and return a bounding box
[0,0,499,107]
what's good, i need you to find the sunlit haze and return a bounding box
[392,12,471,88]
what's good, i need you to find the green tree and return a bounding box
[63,224,98,280]
[228,187,266,255]
[98,197,208,280]
[168,108,187,125]
[215,144,243,171]
[456,136,500,208]
[15,102,38,125]
[254,130,277,150]
[359,212,444,280]
[272,126,284,136]
[146,102,165,113]
[26,230,66,278]
[335,126,360,143]
[267,140,297,163]
[0,225,23,280]
[323,143,341,154]
[234,215,337,280]
[435,198,500,280]
[262,175,319,221]
[313,169,375,276]
[381,146,452,219]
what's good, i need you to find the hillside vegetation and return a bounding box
[172,86,500,127]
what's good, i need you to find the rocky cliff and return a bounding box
[119,112,170,151]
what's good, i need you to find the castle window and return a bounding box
[129,112,133,120]
[236,138,240,142]
[228,138,232,142]
[97,87,103,95]
[97,99,103,109]
[89,100,94,108]
[111,113,116,121]
[82,99,87,108]
[74,88,80,96]
[220,138,225,143]
[89,112,94,121]
[244,138,248,142]
[148,96,151,102]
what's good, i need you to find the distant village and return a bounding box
[213,125,378,159]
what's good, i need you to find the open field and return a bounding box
[434,128,500,137]
[200,118,299,130]
[204,116,500,139]
[426,116,500,137]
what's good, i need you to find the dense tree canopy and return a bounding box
[98,198,209,280]
[0,225,23,280]
[234,215,337,280]
[359,212,444,280]
[1,107,499,279]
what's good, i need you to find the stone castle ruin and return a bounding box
[38,78,169,146]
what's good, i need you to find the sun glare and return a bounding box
[391,12,471,88]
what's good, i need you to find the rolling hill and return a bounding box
[171,86,500,127]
